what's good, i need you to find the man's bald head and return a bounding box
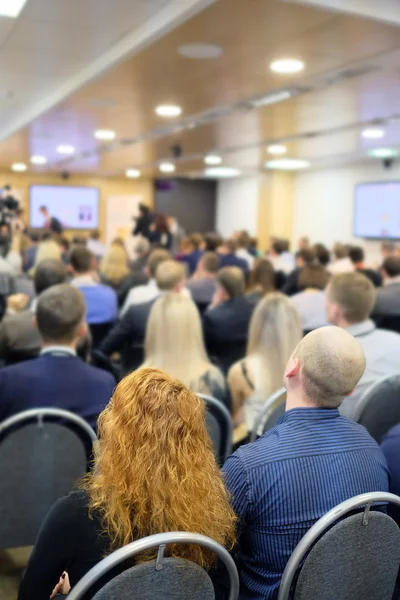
[286,326,366,408]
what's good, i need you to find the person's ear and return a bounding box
[285,357,301,379]
[77,322,88,339]
[32,315,38,330]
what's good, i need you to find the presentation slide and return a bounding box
[30,185,99,230]
[354,182,400,239]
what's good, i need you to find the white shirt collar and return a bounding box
[40,346,77,357]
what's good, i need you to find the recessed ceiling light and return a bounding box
[155,105,182,118]
[159,162,176,173]
[205,167,241,178]
[125,168,141,178]
[95,129,116,141]
[177,43,223,60]
[267,144,287,155]
[0,0,27,18]
[57,145,75,155]
[266,158,310,170]
[362,128,385,140]
[368,148,398,159]
[270,58,304,74]
[30,155,47,165]
[204,154,222,165]
[11,162,27,172]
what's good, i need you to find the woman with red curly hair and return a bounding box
[18,368,237,600]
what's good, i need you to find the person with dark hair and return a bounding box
[236,231,254,269]
[268,238,295,274]
[186,251,220,307]
[218,239,248,276]
[39,206,63,235]
[349,245,382,287]
[0,284,115,428]
[282,248,316,296]
[23,231,40,273]
[291,265,330,331]
[204,232,223,252]
[179,232,204,275]
[70,247,117,325]
[314,243,330,267]
[132,203,153,239]
[329,242,354,274]
[87,229,106,258]
[373,256,400,319]
[246,258,276,303]
[148,214,172,250]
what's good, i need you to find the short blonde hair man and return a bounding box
[326,272,376,325]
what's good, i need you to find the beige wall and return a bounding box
[2,171,154,241]
[257,172,295,252]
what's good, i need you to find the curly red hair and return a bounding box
[82,368,236,567]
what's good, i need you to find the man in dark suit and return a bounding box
[218,239,249,277]
[100,259,187,374]
[39,205,63,235]
[282,248,316,296]
[0,284,115,430]
[349,246,382,288]
[203,266,254,373]
[373,256,400,323]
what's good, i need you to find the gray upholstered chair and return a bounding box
[353,373,400,442]
[68,531,240,600]
[250,387,286,442]
[0,407,97,550]
[197,394,233,465]
[278,492,400,600]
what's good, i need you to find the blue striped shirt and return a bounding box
[223,408,389,600]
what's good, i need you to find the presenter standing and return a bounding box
[39,205,63,235]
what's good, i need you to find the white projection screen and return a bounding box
[354,181,400,239]
[30,185,100,230]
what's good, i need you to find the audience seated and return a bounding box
[130,237,150,272]
[120,248,170,316]
[204,232,223,252]
[70,247,118,325]
[246,258,276,303]
[326,272,400,419]
[291,265,330,331]
[87,229,106,258]
[313,242,330,267]
[282,248,316,296]
[0,284,115,429]
[381,425,400,521]
[381,240,397,262]
[349,245,382,287]
[298,236,309,251]
[328,242,354,274]
[0,259,68,364]
[18,368,236,600]
[99,242,147,307]
[100,260,187,374]
[23,231,39,273]
[29,238,62,277]
[268,238,295,275]
[235,231,255,269]
[203,267,254,373]
[228,293,302,429]
[142,293,230,408]
[186,251,219,309]
[179,232,204,275]
[218,239,249,276]
[373,257,400,320]
[223,326,389,600]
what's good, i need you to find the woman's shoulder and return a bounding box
[55,489,90,516]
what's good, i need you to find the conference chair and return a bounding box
[353,373,400,443]
[250,387,286,442]
[278,492,400,600]
[373,314,400,335]
[0,408,96,550]
[68,531,239,600]
[198,393,233,465]
[89,322,114,349]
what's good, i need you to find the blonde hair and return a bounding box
[30,240,61,276]
[143,293,223,390]
[247,293,303,397]
[100,244,130,286]
[155,260,185,291]
[82,368,236,565]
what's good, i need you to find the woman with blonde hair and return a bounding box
[142,293,229,407]
[29,239,62,277]
[99,242,131,290]
[18,368,237,600]
[228,292,303,430]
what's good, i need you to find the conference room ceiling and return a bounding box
[1,0,400,178]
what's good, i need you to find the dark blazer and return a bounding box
[219,253,249,277]
[49,216,63,235]
[203,296,255,373]
[100,299,156,374]
[373,282,400,316]
[0,354,115,430]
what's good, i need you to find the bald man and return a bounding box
[223,327,389,600]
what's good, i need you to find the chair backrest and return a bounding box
[68,532,239,600]
[278,492,400,600]
[354,374,400,443]
[0,408,96,550]
[198,394,233,465]
[250,388,286,442]
[374,314,400,334]
[90,322,114,348]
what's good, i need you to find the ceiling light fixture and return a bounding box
[57,145,75,155]
[368,148,398,159]
[204,167,241,178]
[267,144,287,155]
[11,162,27,172]
[270,58,304,74]
[0,0,27,18]
[177,43,223,60]
[266,158,310,170]
[204,154,222,165]
[30,155,47,165]
[125,168,141,178]
[362,128,385,140]
[155,105,182,118]
[159,162,176,173]
[95,129,116,141]
[249,90,292,108]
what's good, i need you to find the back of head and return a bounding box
[217,266,245,298]
[333,242,348,260]
[134,237,150,256]
[296,248,316,266]
[382,256,400,278]
[237,231,250,249]
[189,233,204,251]
[155,260,185,291]
[248,258,276,295]
[90,230,100,241]
[224,239,238,254]
[298,265,330,291]
[34,259,68,296]
[200,251,219,274]
[70,247,93,274]
[382,241,396,256]
[204,232,223,252]
[314,243,330,267]
[326,272,376,324]
[36,284,86,345]
[100,245,130,285]
[29,231,40,244]
[349,246,365,265]
[33,240,62,271]
[272,239,288,255]
[147,249,170,278]
[82,367,236,564]
[291,326,366,408]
